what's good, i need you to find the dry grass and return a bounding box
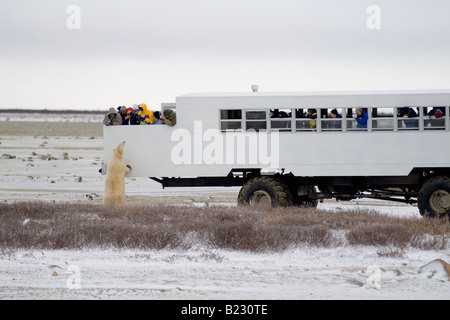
[0,202,448,254]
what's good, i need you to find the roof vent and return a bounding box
[251,85,259,93]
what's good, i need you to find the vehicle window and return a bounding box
[424,106,446,131]
[397,107,419,131]
[270,108,292,132]
[245,111,267,132]
[296,108,318,132]
[246,111,266,120]
[372,107,394,131]
[221,110,242,120]
[322,108,343,132]
[220,109,242,131]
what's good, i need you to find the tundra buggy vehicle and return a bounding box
[103,90,450,218]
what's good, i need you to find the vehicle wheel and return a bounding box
[418,176,450,218]
[238,176,293,207]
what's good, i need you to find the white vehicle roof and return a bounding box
[179,89,450,97]
[178,89,450,108]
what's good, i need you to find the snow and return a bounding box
[0,112,102,123]
[0,247,448,300]
[0,112,448,300]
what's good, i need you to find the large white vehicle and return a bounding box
[103,89,450,218]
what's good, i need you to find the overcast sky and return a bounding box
[1,0,450,110]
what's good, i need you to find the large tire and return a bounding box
[238,176,293,208]
[418,176,450,218]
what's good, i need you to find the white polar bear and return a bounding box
[103,141,131,206]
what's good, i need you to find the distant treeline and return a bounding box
[0,109,105,115]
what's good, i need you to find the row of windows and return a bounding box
[220,107,449,133]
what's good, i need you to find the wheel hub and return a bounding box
[249,190,272,207]
[430,190,450,215]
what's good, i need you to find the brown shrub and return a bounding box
[0,202,448,252]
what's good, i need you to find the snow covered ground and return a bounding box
[0,247,448,300]
[0,111,102,123]
[0,113,448,300]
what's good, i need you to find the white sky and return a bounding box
[1,0,450,110]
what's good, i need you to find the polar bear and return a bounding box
[103,141,131,206]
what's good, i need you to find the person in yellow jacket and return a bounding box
[137,103,154,124]
[305,108,317,129]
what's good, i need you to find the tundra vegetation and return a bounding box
[0,202,448,257]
